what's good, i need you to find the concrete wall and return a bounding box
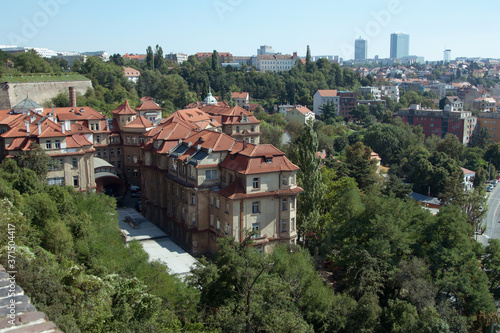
[0,80,93,109]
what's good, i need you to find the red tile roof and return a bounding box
[135,100,162,111]
[221,144,299,175]
[231,92,249,99]
[123,115,154,129]
[164,108,221,130]
[52,106,105,121]
[317,90,338,97]
[112,100,137,115]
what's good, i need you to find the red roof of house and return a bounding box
[123,115,154,129]
[50,106,105,121]
[135,100,162,111]
[231,92,249,99]
[317,90,338,97]
[112,100,137,115]
[164,108,221,130]
[221,144,299,175]
[124,67,140,77]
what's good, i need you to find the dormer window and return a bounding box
[265,157,272,163]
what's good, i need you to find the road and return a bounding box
[480,184,500,246]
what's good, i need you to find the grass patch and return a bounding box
[0,73,90,83]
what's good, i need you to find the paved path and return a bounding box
[479,184,500,246]
[117,208,198,278]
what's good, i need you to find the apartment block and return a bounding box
[394,104,477,144]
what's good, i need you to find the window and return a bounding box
[188,165,195,178]
[117,161,122,169]
[73,176,79,187]
[281,219,287,232]
[72,157,77,168]
[90,123,94,131]
[291,218,295,231]
[47,177,64,186]
[225,223,231,235]
[216,197,220,209]
[45,140,51,149]
[253,177,259,189]
[226,202,229,214]
[206,169,217,180]
[110,149,114,156]
[251,125,254,132]
[282,198,288,211]
[95,124,99,131]
[97,150,101,157]
[171,159,177,171]
[96,135,100,144]
[54,140,60,149]
[291,197,295,209]
[127,155,131,162]
[133,170,138,177]
[252,201,260,214]
[210,214,214,227]
[236,126,240,133]
[282,175,288,186]
[250,137,255,144]
[210,196,214,206]
[132,136,136,144]
[103,149,107,157]
[139,137,144,144]
[126,136,130,144]
[117,148,121,156]
[217,219,220,230]
[50,158,63,170]
[252,223,259,237]
[191,213,196,225]
[191,193,196,205]
[265,157,272,163]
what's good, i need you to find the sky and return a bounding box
[1,0,499,61]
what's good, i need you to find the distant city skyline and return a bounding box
[1,0,499,61]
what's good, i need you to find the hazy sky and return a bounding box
[1,0,499,61]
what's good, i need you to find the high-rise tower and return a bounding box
[390,32,409,59]
[354,38,367,60]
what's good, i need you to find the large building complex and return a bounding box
[393,104,477,144]
[0,87,298,256]
[390,32,410,59]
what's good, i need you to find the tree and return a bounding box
[305,45,315,73]
[351,104,370,123]
[146,46,154,70]
[211,50,220,71]
[154,44,164,70]
[15,143,51,181]
[290,123,325,245]
[319,100,337,124]
[436,133,463,161]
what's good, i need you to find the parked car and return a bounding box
[131,191,141,198]
[487,185,494,192]
[130,185,141,192]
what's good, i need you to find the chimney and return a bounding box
[24,121,30,135]
[69,86,76,107]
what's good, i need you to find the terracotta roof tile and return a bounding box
[112,100,137,115]
[123,115,154,129]
[135,100,162,111]
[317,90,338,97]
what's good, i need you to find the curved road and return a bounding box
[480,184,500,246]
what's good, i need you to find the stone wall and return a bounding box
[0,80,93,109]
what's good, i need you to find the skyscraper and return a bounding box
[444,49,451,62]
[354,38,367,60]
[390,32,409,59]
